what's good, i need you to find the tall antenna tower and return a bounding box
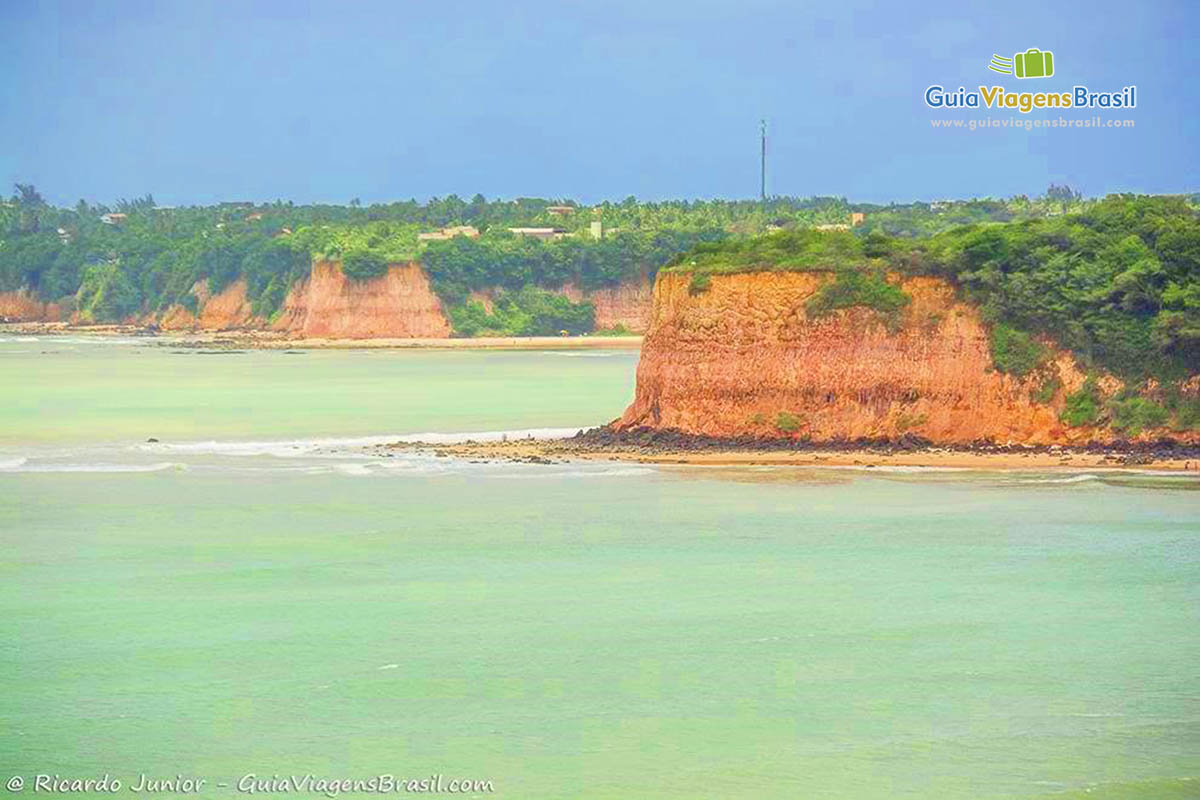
[760,119,767,202]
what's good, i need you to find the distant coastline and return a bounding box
[0,321,642,350]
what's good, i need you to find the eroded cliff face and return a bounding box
[0,290,61,322]
[3,261,650,337]
[158,279,260,331]
[564,279,654,332]
[619,271,1193,445]
[153,261,451,338]
[271,260,451,339]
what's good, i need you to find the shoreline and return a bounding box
[0,322,642,350]
[10,323,1199,473]
[381,427,1200,473]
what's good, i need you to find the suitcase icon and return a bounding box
[1014,48,1054,79]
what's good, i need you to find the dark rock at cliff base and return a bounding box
[563,424,1200,462]
[895,433,933,451]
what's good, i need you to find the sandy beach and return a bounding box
[0,322,643,350]
[383,431,1200,473]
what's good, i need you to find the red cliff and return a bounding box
[0,290,61,322]
[271,260,452,339]
[619,271,1195,445]
[556,279,655,332]
[3,261,652,338]
[159,279,259,331]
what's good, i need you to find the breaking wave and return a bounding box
[6,430,1193,487]
[132,427,590,456]
[387,427,590,444]
[4,461,186,474]
[0,335,149,346]
[133,435,401,458]
[1016,473,1103,484]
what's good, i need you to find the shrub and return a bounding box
[1172,398,1200,431]
[862,231,893,258]
[775,411,805,433]
[665,228,862,274]
[243,240,311,317]
[447,288,595,337]
[423,227,726,306]
[178,292,200,314]
[341,249,389,280]
[592,323,633,337]
[1031,374,1062,404]
[446,300,497,337]
[1107,395,1169,436]
[75,263,141,322]
[990,324,1046,377]
[1060,378,1104,427]
[688,273,712,295]
[908,195,1200,382]
[251,276,288,319]
[805,269,911,325]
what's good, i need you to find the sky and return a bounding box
[1,0,1196,207]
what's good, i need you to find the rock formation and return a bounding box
[618,270,1196,445]
[1,261,653,338]
[270,261,451,339]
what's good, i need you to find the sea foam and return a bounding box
[1017,473,1102,484]
[9,461,186,474]
[133,427,589,456]
[387,427,589,444]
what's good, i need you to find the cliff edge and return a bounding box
[619,271,1197,445]
[3,261,655,338]
[271,260,452,339]
[143,260,453,338]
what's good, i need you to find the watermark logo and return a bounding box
[989,49,1055,79]
[924,48,1135,116]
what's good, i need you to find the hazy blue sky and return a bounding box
[1,0,1195,206]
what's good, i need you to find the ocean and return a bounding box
[1,336,1197,799]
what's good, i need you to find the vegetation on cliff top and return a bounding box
[421,229,723,306]
[339,249,390,280]
[2,187,1196,353]
[0,186,1121,328]
[908,195,1200,383]
[665,195,1200,390]
[804,268,910,326]
[664,228,862,275]
[666,230,915,326]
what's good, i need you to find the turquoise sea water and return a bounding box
[1,336,1198,799]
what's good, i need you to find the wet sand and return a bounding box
[383,430,1200,473]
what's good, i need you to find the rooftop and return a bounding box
[418,225,480,241]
